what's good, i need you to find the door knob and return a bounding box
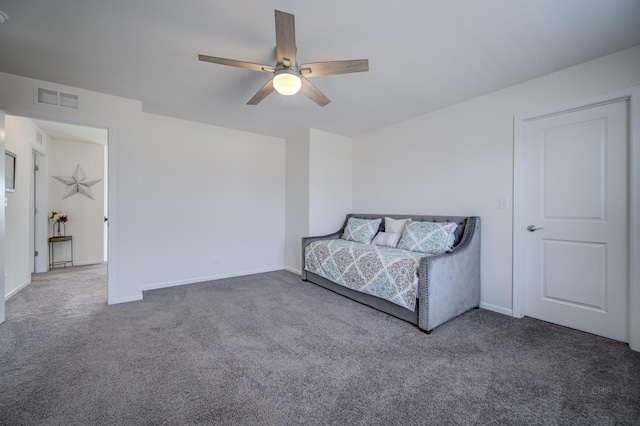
[527,225,544,232]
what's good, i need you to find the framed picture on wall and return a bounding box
[5,150,16,192]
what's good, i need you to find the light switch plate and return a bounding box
[499,197,510,209]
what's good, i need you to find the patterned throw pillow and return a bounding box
[341,217,382,244]
[397,221,458,254]
[371,231,402,248]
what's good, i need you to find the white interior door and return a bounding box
[30,151,37,273]
[521,100,628,342]
[31,150,48,273]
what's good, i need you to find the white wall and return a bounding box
[48,138,105,266]
[309,129,352,236]
[5,116,33,297]
[0,72,288,303]
[353,45,640,314]
[285,130,310,273]
[1,71,290,302]
[284,129,353,273]
[4,116,50,298]
[4,44,638,311]
[138,113,285,290]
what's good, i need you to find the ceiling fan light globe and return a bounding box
[273,72,302,96]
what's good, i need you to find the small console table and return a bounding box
[49,235,73,269]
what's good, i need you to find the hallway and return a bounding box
[6,263,107,320]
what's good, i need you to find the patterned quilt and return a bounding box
[304,239,430,311]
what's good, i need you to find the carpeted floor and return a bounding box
[0,264,639,425]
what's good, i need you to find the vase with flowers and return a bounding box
[50,211,69,237]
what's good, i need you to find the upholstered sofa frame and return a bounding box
[301,214,481,332]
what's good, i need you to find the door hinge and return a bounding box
[34,164,40,171]
[34,251,39,257]
[34,207,38,214]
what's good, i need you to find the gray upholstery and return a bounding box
[301,214,481,332]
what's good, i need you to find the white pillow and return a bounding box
[372,231,402,248]
[385,217,412,234]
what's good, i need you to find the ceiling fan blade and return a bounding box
[247,79,275,105]
[300,59,369,77]
[274,10,296,66]
[300,77,330,107]
[198,54,274,73]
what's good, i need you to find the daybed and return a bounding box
[301,214,480,333]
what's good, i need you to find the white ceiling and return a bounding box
[30,118,107,145]
[1,0,639,138]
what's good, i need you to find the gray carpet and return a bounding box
[1,264,639,425]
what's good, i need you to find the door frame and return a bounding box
[3,106,117,304]
[513,86,640,351]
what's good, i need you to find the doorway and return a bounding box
[31,118,109,271]
[4,115,108,306]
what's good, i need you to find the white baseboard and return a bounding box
[285,266,301,276]
[73,260,106,266]
[480,301,513,317]
[108,294,143,305]
[140,266,286,292]
[5,279,32,301]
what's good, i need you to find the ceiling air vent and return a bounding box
[34,86,80,109]
[36,87,58,106]
[59,92,79,109]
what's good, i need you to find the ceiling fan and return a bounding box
[198,10,369,107]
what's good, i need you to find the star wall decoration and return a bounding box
[53,164,103,200]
